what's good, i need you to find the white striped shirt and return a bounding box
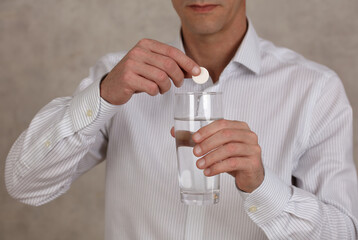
[5,21,358,239]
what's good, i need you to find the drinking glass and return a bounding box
[174,92,222,205]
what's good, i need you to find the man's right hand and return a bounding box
[100,39,200,105]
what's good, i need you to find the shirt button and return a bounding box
[86,109,93,117]
[249,206,257,213]
[45,140,51,147]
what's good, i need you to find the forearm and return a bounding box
[5,77,119,206]
[5,127,99,206]
[4,96,98,206]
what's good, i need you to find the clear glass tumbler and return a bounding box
[174,92,223,205]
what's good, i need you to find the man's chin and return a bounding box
[181,17,222,35]
[187,24,223,36]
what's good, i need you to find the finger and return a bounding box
[193,119,251,144]
[196,142,257,169]
[193,128,256,157]
[125,71,160,97]
[134,62,172,94]
[203,157,249,176]
[142,50,185,88]
[137,39,201,77]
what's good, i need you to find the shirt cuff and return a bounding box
[241,167,292,226]
[69,79,121,135]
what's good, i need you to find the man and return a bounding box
[5,0,358,239]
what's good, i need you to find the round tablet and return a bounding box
[180,170,192,189]
[192,67,209,84]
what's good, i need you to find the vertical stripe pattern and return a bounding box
[5,21,358,239]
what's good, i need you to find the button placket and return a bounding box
[249,206,257,213]
[44,140,51,148]
[86,109,93,117]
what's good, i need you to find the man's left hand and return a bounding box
[173,119,264,193]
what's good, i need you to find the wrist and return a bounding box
[235,169,265,193]
[99,73,111,102]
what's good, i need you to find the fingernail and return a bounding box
[192,66,201,76]
[204,168,211,175]
[192,133,201,142]
[194,145,202,155]
[197,159,205,168]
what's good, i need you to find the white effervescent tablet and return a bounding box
[192,67,209,84]
[180,170,192,189]
[206,176,215,189]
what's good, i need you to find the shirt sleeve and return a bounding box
[240,74,358,239]
[5,54,121,206]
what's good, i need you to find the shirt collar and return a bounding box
[232,19,261,74]
[174,19,261,75]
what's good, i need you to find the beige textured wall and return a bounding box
[0,0,357,239]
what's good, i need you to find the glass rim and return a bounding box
[174,91,222,96]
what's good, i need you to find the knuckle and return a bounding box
[163,58,176,72]
[165,83,172,92]
[160,84,171,94]
[228,158,238,169]
[156,71,168,83]
[123,87,134,96]
[124,58,135,68]
[173,77,184,88]
[254,145,262,155]
[166,47,177,57]
[221,129,233,139]
[138,38,150,46]
[126,51,135,60]
[218,119,228,128]
[183,58,194,70]
[123,59,135,69]
[241,121,249,129]
[248,131,258,143]
[128,47,140,58]
[226,143,237,154]
[148,84,159,96]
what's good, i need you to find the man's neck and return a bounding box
[182,16,247,84]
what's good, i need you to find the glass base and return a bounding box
[181,191,220,205]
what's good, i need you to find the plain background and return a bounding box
[1,0,357,239]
